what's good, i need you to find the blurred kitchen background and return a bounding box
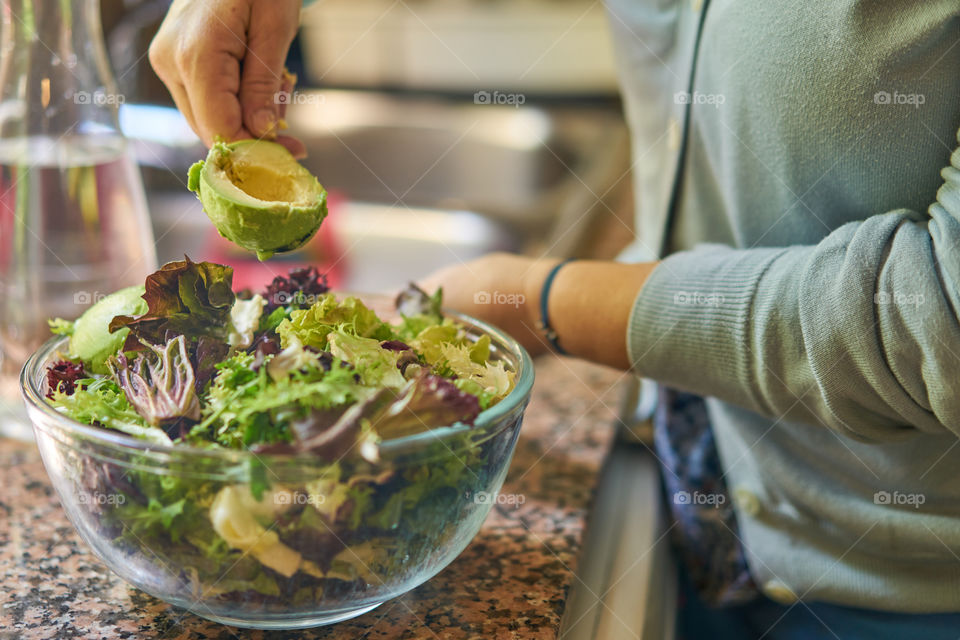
[102,0,635,293]
[102,7,673,638]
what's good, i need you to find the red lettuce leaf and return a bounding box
[45,360,85,399]
[109,257,235,349]
[106,334,201,427]
[262,266,329,312]
[371,372,480,440]
[193,335,230,393]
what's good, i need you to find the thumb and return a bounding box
[239,1,300,138]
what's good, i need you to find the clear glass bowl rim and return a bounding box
[20,306,534,466]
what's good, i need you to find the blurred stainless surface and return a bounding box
[287,91,628,238]
[122,89,631,290]
[559,437,677,640]
[299,0,620,94]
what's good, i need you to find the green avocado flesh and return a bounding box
[188,140,328,261]
[70,285,147,374]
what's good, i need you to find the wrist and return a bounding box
[545,260,658,368]
[521,258,561,337]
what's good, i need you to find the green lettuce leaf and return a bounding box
[326,329,407,389]
[409,323,463,364]
[452,378,498,410]
[434,341,513,402]
[49,377,172,445]
[124,497,186,536]
[259,306,288,333]
[276,293,394,350]
[193,350,368,449]
[48,318,74,336]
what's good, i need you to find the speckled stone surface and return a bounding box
[0,355,625,639]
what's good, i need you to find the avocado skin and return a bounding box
[70,285,147,374]
[188,141,328,262]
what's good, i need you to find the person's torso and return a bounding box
[607,0,959,256]
[607,0,960,611]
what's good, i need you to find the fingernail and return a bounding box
[252,108,277,137]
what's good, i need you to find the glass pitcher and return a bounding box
[0,0,157,438]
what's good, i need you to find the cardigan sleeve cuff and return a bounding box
[627,244,788,404]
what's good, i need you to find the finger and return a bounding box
[184,49,249,146]
[277,69,296,122]
[148,28,201,138]
[239,1,301,138]
[165,82,200,140]
[173,2,251,146]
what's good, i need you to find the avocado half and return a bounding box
[188,140,328,261]
[70,285,147,374]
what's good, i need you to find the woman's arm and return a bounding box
[626,128,960,442]
[421,255,658,370]
[427,126,960,442]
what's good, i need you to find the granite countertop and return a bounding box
[0,355,625,640]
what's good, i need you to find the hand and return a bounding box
[421,253,659,369]
[149,0,305,156]
[420,253,556,358]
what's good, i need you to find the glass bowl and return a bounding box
[20,300,533,629]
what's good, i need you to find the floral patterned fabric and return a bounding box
[653,386,758,607]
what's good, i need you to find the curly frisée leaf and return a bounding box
[49,377,172,445]
[277,293,394,350]
[436,341,513,402]
[48,318,75,336]
[109,257,236,349]
[409,323,462,364]
[326,330,407,390]
[195,349,369,450]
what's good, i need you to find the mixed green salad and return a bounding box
[43,258,516,602]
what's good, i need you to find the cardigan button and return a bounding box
[733,487,761,517]
[667,117,682,151]
[764,580,799,605]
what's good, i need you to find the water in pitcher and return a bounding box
[0,135,157,437]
